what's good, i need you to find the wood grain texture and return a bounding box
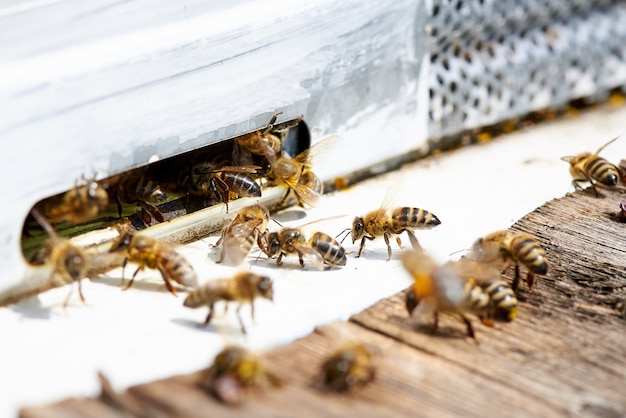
[19,184,626,417]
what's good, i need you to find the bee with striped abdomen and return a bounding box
[402,251,515,339]
[308,231,347,268]
[183,272,274,334]
[351,204,441,261]
[234,112,285,165]
[109,232,198,296]
[561,136,622,197]
[469,230,548,291]
[188,161,261,212]
[215,203,271,266]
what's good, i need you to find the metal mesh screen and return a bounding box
[428,0,626,138]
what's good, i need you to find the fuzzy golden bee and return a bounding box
[110,232,198,296]
[270,135,337,208]
[561,136,622,197]
[30,208,89,304]
[234,112,285,164]
[183,272,274,334]
[351,205,441,261]
[215,203,271,266]
[321,343,377,392]
[36,175,109,225]
[202,346,282,405]
[469,230,548,291]
[402,251,517,339]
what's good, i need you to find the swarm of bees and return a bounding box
[16,113,626,406]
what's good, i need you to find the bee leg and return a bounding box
[62,286,75,309]
[511,264,521,292]
[278,188,291,208]
[395,236,404,249]
[119,258,128,287]
[298,253,305,268]
[236,304,247,335]
[77,279,86,304]
[405,230,424,252]
[459,313,476,340]
[115,192,124,219]
[123,266,141,291]
[431,312,440,335]
[204,303,215,326]
[526,272,536,291]
[276,252,285,266]
[156,265,178,296]
[383,233,392,261]
[356,235,375,258]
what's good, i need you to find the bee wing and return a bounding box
[560,155,575,163]
[227,220,261,241]
[283,179,322,207]
[198,165,261,174]
[291,241,325,270]
[448,258,501,284]
[292,135,340,164]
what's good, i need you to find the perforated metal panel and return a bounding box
[427,0,626,138]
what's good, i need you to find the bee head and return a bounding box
[63,247,87,281]
[351,217,365,243]
[256,276,274,301]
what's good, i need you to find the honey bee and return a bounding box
[271,135,337,207]
[321,343,376,392]
[469,230,548,291]
[109,232,198,296]
[404,261,517,326]
[202,346,282,405]
[109,174,168,222]
[351,204,441,261]
[36,175,109,224]
[308,231,347,268]
[234,112,285,164]
[402,251,513,339]
[561,136,622,196]
[188,161,261,211]
[30,208,88,304]
[215,203,271,266]
[183,272,274,334]
[259,228,324,270]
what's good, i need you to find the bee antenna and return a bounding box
[448,248,470,257]
[30,208,59,242]
[271,218,283,227]
[336,228,351,244]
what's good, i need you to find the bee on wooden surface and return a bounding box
[260,227,324,270]
[469,230,548,291]
[234,113,285,165]
[321,343,376,392]
[202,346,282,405]
[215,203,271,266]
[183,272,274,334]
[188,161,262,212]
[36,175,109,225]
[30,208,89,304]
[109,174,168,223]
[351,203,441,261]
[402,251,513,339]
[561,136,622,197]
[271,135,337,208]
[109,232,198,296]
